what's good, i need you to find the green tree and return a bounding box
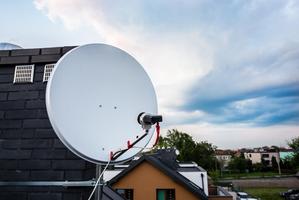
[156,129,217,170]
[192,141,217,170]
[261,158,269,171]
[288,137,299,150]
[228,156,249,172]
[271,156,278,170]
[157,129,196,161]
[287,137,299,170]
[252,163,263,172]
[247,159,253,172]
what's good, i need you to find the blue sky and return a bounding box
[1,0,298,148]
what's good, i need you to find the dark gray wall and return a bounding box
[0,47,96,200]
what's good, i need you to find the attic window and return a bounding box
[13,65,34,83]
[43,63,55,82]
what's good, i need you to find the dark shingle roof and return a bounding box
[0,46,76,65]
[108,153,208,200]
[102,185,126,200]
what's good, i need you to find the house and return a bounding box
[104,149,232,200]
[279,149,295,160]
[215,149,233,168]
[244,147,280,166]
[244,151,262,164]
[260,152,280,166]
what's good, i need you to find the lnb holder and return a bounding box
[137,112,163,130]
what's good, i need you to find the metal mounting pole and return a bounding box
[94,165,103,200]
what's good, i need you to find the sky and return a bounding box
[1,0,298,149]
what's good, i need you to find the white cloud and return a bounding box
[33,0,299,148]
[284,0,299,19]
[34,0,214,110]
[160,107,206,126]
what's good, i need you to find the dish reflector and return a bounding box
[46,44,158,164]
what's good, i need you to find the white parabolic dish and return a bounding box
[46,44,158,164]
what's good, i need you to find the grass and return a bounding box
[243,187,287,200]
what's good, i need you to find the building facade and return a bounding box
[215,150,233,168]
[244,151,280,166]
[244,152,262,164]
[0,46,97,200]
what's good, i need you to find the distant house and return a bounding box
[244,152,262,164]
[104,149,232,200]
[261,152,280,166]
[215,150,233,168]
[279,149,295,160]
[244,147,280,167]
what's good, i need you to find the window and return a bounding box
[116,189,134,200]
[262,154,269,158]
[13,65,34,83]
[156,189,175,200]
[43,63,55,82]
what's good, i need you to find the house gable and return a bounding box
[111,160,203,200]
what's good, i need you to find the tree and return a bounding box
[157,129,196,161]
[228,156,249,172]
[288,137,299,150]
[247,159,253,172]
[287,136,299,170]
[261,158,269,171]
[156,129,217,170]
[271,156,278,170]
[192,141,217,170]
[252,163,263,172]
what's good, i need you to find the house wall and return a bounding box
[244,152,280,166]
[244,152,261,164]
[0,47,96,200]
[280,151,294,160]
[261,152,279,166]
[112,162,203,200]
[215,155,232,168]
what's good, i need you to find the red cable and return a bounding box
[153,122,160,147]
[110,123,161,160]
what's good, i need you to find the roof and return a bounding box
[0,46,76,65]
[101,185,126,200]
[177,167,204,172]
[108,153,208,200]
[215,149,235,155]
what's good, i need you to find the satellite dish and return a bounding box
[0,42,22,50]
[46,43,161,164]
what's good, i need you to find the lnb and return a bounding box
[137,112,162,130]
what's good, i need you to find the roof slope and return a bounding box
[102,185,126,200]
[0,46,76,65]
[108,154,208,200]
